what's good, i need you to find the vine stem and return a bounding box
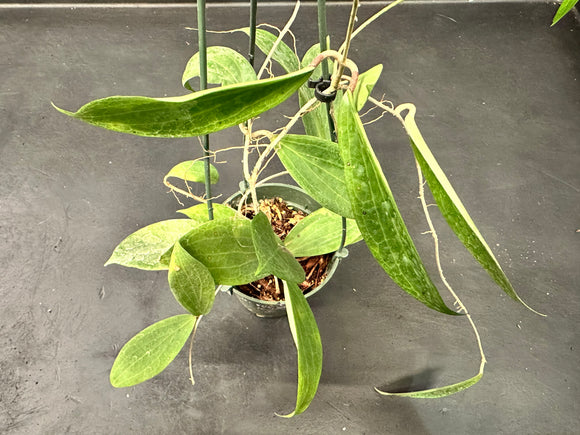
[330,0,359,92]
[188,316,202,385]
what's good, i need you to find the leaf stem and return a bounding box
[188,316,202,385]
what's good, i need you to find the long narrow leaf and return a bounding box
[336,92,456,315]
[375,372,483,398]
[110,314,196,388]
[53,67,314,138]
[278,281,323,418]
[552,0,578,25]
[299,44,331,140]
[401,107,542,314]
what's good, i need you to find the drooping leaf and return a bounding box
[298,44,331,140]
[401,108,542,314]
[353,64,383,111]
[182,46,257,91]
[552,0,578,25]
[168,241,216,315]
[278,281,323,418]
[105,219,200,270]
[250,212,304,283]
[179,217,264,286]
[53,67,314,138]
[178,203,237,222]
[110,314,196,388]
[284,208,362,257]
[375,371,483,398]
[335,91,456,315]
[239,28,300,73]
[165,160,219,185]
[278,134,354,218]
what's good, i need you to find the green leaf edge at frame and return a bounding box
[401,108,544,316]
[110,314,196,388]
[182,46,257,91]
[284,208,362,257]
[277,134,354,219]
[335,91,457,316]
[52,66,314,138]
[552,0,578,25]
[375,371,483,398]
[165,160,219,185]
[168,241,216,316]
[105,219,201,270]
[250,212,305,284]
[277,281,323,418]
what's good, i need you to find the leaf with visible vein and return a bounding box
[278,134,353,218]
[165,160,219,185]
[53,67,313,138]
[284,208,362,257]
[110,314,196,388]
[336,91,456,315]
[375,372,483,398]
[168,241,216,315]
[250,212,304,283]
[278,282,323,418]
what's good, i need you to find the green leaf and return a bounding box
[178,203,237,222]
[284,208,362,257]
[182,46,257,91]
[278,134,354,218]
[179,217,264,286]
[165,160,219,185]
[375,372,483,398]
[105,219,200,270]
[240,28,300,73]
[250,212,305,283]
[552,0,578,25]
[278,282,323,418]
[53,67,314,138]
[168,241,216,315]
[401,108,542,314]
[298,44,331,140]
[353,64,383,111]
[110,314,196,388]
[335,92,456,315]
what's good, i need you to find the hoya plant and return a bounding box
[52,0,559,417]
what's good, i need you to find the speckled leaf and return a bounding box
[284,208,362,257]
[278,134,353,218]
[353,64,383,111]
[251,212,304,283]
[165,160,219,184]
[240,28,299,73]
[179,217,264,286]
[110,314,196,388]
[178,203,237,222]
[105,219,200,270]
[168,241,215,315]
[375,372,483,398]
[53,67,314,138]
[182,46,257,91]
[336,92,456,315]
[403,111,539,313]
[278,281,322,418]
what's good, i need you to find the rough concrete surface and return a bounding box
[0,2,578,434]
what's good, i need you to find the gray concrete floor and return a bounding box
[1,2,579,434]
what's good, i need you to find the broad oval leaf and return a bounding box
[240,27,299,73]
[179,217,264,286]
[53,66,314,138]
[284,208,362,257]
[278,134,354,218]
[182,46,257,91]
[375,371,483,398]
[278,281,323,418]
[353,64,383,111]
[105,219,200,270]
[165,160,219,185]
[178,202,237,222]
[251,212,304,283]
[110,314,196,388]
[402,108,542,315]
[336,92,456,315]
[168,241,216,315]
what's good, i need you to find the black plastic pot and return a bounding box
[219,183,348,317]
